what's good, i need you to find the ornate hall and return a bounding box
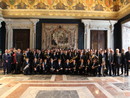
[0,0,130,98]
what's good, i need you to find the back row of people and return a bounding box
[2,47,130,76]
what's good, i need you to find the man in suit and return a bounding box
[71,60,78,74]
[78,52,85,61]
[16,49,23,74]
[121,49,126,75]
[125,47,130,76]
[49,58,56,74]
[98,50,106,76]
[2,49,9,74]
[105,49,113,76]
[51,51,58,63]
[23,58,30,75]
[78,59,85,75]
[114,49,121,76]
[56,59,63,74]
[64,59,71,74]
[91,58,99,76]
[7,49,12,74]
[43,59,49,74]
[45,50,51,62]
[27,49,34,74]
[33,58,39,74]
[85,59,91,75]
[63,51,69,62]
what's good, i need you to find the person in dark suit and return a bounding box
[114,49,121,76]
[64,59,71,74]
[109,49,114,76]
[121,49,126,75]
[98,50,106,76]
[23,58,30,75]
[84,59,91,75]
[35,49,42,60]
[71,60,78,74]
[55,59,63,74]
[7,50,13,74]
[37,59,43,74]
[45,50,51,63]
[91,58,99,76]
[33,58,39,74]
[49,58,56,74]
[40,61,46,74]
[27,49,34,74]
[2,49,9,74]
[51,52,58,63]
[57,50,64,62]
[78,59,85,75]
[72,50,79,62]
[11,50,17,74]
[78,52,85,61]
[105,49,112,76]
[43,59,49,74]
[16,49,23,74]
[125,47,130,76]
[68,51,73,60]
[63,51,69,62]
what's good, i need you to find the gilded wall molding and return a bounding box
[2,9,118,19]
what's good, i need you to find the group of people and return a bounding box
[2,47,130,76]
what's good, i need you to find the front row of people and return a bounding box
[23,57,106,76]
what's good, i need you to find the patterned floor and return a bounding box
[0,74,130,98]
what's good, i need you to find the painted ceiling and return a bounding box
[0,0,130,19]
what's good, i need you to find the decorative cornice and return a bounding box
[2,9,118,19]
[117,4,130,19]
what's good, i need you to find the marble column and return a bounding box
[30,19,39,49]
[109,20,117,49]
[82,20,91,49]
[5,21,11,49]
[0,16,4,55]
[0,18,4,27]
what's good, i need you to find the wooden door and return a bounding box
[91,30,107,50]
[13,29,30,50]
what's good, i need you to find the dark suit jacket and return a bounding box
[125,51,130,62]
[114,53,121,65]
[2,53,9,63]
[121,53,126,64]
[16,53,23,63]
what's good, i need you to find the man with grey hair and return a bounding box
[125,47,130,76]
[2,49,9,74]
[114,48,121,76]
